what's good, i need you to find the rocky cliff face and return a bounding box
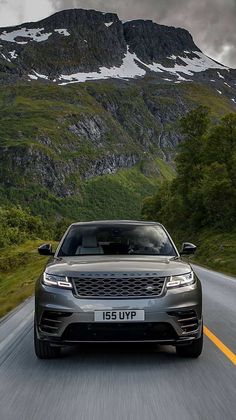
[123,20,200,62]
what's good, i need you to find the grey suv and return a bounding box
[35,220,203,359]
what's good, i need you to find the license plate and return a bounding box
[94,310,145,322]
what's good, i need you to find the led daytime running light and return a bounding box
[166,272,195,289]
[43,273,72,289]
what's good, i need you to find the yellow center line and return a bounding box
[204,325,236,366]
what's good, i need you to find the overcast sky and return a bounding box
[0,0,235,68]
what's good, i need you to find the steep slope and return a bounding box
[0,79,234,220]
[0,8,235,222]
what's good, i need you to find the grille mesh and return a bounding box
[70,274,166,298]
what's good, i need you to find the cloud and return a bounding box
[49,0,236,68]
[0,0,53,28]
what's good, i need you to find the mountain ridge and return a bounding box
[0,7,235,95]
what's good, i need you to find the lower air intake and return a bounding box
[168,310,199,333]
[62,322,177,342]
[40,311,72,334]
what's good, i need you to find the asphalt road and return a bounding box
[0,265,235,420]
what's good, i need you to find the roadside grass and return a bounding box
[192,231,236,277]
[172,229,236,278]
[0,240,57,318]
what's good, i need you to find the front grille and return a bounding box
[40,311,72,334]
[168,310,199,334]
[62,322,177,342]
[70,273,166,298]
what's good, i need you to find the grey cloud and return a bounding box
[49,0,236,68]
[0,0,26,28]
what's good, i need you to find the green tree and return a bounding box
[199,163,236,229]
[142,107,236,234]
[0,206,46,248]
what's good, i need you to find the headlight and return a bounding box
[166,271,195,289]
[43,272,72,289]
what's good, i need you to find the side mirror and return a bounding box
[180,242,197,256]
[38,243,54,256]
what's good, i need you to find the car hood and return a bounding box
[45,255,192,277]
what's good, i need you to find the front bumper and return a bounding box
[35,280,202,345]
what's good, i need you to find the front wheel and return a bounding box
[176,328,203,358]
[34,321,61,359]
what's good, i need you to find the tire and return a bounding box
[34,321,61,359]
[176,328,203,358]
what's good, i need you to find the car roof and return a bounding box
[70,220,162,227]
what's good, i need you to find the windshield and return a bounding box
[58,224,177,257]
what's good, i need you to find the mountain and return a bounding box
[0,8,236,92]
[0,9,235,222]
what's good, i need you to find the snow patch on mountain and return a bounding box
[176,74,189,81]
[0,27,52,43]
[54,29,70,36]
[147,51,227,79]
[9,50,18,59]
[28,70,48,80]
[27,47,229,85]
[0,27,70,44]
[28,74,38,80]
[58,48,146,84]
[217,71,225,79]
[0,52,11,62]
[33,71,48,79]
